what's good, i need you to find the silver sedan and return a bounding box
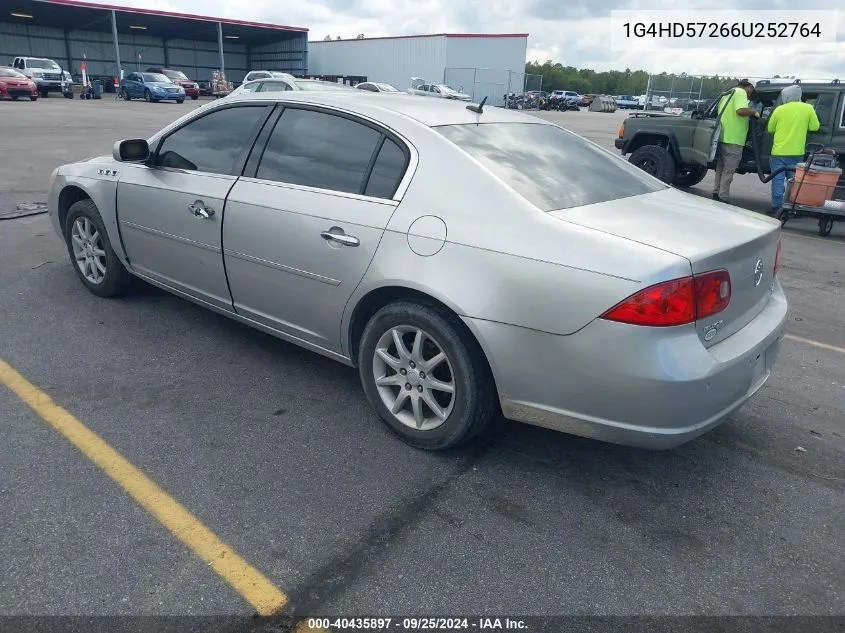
[46,91,787,451]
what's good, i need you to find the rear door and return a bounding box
[222,105,411,352]
[115,102,273,309]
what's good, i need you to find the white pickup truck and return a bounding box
[12,56,73,98]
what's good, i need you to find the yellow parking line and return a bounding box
[0,358,288,616]
[785,334,845,355]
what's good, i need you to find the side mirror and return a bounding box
[113,139,150,163]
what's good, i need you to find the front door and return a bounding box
[116,102,273,309]
[222,105,411,353]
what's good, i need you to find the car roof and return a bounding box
[225,90,549,127]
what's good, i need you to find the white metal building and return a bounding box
[307,33,529,103]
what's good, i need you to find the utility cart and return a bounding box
[779,144,845,237]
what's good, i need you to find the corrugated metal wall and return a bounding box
[1,20,306,82]
[308,36,447,91]
[445,36,527,75]
[250,34,308,76]
[1,22,68,68]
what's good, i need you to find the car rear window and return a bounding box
[434,122,666,211]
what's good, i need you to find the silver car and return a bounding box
[47,92,787,451]
[408,78,472,101]
[229,77,357,97]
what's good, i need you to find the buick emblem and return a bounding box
[753,259,764,287]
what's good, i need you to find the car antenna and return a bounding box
[466,96,487,114]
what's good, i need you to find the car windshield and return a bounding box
[375,83,398,92]
[26,59,60,69]
[164,70,188,80]
[435,122,667,211]
[293,80,353,91]
[141,73,171,83]
[0,68,26,78]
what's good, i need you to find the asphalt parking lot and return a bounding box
[0,98,843,623]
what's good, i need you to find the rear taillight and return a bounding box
[601,270,731,327]
[774,237,782,276]
[694,270,731,319]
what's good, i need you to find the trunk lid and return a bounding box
[550,187,781,347]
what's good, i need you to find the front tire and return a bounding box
[672,165,708,188]
[191,94,199,100]
[358,301,498,451]
[64,199,133,298]
[121,88,131,101]
[30,96,37,101]
[176,98,184,104]
[628,144,677,184]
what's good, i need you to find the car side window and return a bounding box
[839,94,845,128]
[256,108,385,195]
[809,93,834,126]
[364,138,408,199]
[432,86,441,94]
[153,105,269,176]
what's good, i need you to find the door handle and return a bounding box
[188,200,215,219]
[320,230,359,247]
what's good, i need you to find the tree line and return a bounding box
[525,61,745,99]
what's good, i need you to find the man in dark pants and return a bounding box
[713,79,760,203]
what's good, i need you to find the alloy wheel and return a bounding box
[71,217,107,284]
[372,326,456,431]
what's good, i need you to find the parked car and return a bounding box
[408,78,471,101]
[243,70,296,84]
[550,90,581,106]
[196,80,212,96]
[0,66,38,101]
[228,77,357,97]
[145,67,200,100]
[11,56,72,97]
[47,91,787,452]
[616,95,640,109]
[355,82,400,93]
[615,79,845,187]
[119,72,185,103]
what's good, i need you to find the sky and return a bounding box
[92,0,843,78]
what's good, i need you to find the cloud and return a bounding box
[85,0,844,77]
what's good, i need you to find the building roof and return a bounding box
[309,33,528,44]
[2,0,307,46]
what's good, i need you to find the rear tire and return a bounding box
[64,199,134,298]
[144,89,152,103]
[30,96,37,101]
[358,301,498,451]
[628,145,677,184]
[819,216,834,237]
[672,165,708,188]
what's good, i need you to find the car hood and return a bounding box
[550,187,778,266]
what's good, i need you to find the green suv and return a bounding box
[614,79,845,188]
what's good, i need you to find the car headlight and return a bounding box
[31,70,42,78]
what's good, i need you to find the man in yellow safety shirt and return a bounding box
[713,79,759,203]
[766,84,821,213]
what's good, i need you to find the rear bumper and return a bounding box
[466,280,788,449]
